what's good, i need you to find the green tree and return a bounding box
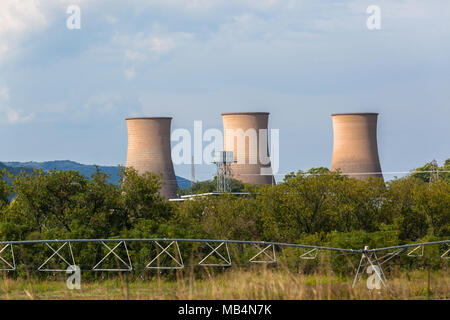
[0,169,11,210]
[256,169,342,242]
[118,167,173,233]
[6,169,87,235]
[333,176,387,232]
[180,177,245,195]
[412,179,450,238]
[411,158,450,182]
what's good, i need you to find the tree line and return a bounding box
[0,160,448,274]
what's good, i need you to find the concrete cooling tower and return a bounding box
[222,112,275,185]
[331,113,383,180]
[126,117,178,199]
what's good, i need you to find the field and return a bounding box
[1,268,448,300]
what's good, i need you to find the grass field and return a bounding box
[1,267,448,300]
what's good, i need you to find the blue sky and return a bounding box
[0,0,449,181]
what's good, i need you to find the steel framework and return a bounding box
[92,241,132,272]
[146,241,184,270]
[212,151,235,192]
[38,242,76,272]
[0,238,448,288]
[249,244,276,263]
[198,242,232,267]
[299,248,319,260]
[0,244,15,271]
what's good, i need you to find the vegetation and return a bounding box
[411,159,450,183]
[177,176,245,196]
[0,160,448,279]
[1,269,448,300]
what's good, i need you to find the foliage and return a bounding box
[411,159,450,182]
[2,269,449,300]
[0,170,12,211]
[0,159,449,276]
[178,176,245,195]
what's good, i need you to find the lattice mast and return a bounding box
[212,151,234,192]
[429,159,439,188]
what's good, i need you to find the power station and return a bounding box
[124,112,383,199]
[331,113,383,180]
[125,117,178,199]
[222,112,275,185]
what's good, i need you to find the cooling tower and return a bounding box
[222,112,275,185]
[331,113,383,180]
[126,117,178,199]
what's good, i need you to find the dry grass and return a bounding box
[0,267,448,300]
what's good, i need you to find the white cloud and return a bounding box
[0,0,100,63]
[0,85,34,124]
[124,67,137,80]
[119,0,332,11]
[116,31,194,56]
[82,93,122,114]
[0,0,48,62]
[104,15,118,24]
[0,86,9,101]
[112,30,194,80]
[6,109,35,124]
[133,0,292,12]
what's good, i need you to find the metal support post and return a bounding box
[0,244,16,271]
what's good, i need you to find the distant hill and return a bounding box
[1,160,191,189]
[0,162,33,176]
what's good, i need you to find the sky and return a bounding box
[0,0,449,181]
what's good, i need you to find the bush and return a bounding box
[1,160,449,276]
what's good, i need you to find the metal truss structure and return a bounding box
[0,244,15,271]
[249,244,276,263]
[441,243,450,259]
[407,245,424,257]
[352,246,389,289]
[92,241,132,272]
[38,242,76,272]
[198,242,232,267]
[212,151,235,193]
[0,238,448,289]
[299,248,319,260]
[146,241,184,269]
